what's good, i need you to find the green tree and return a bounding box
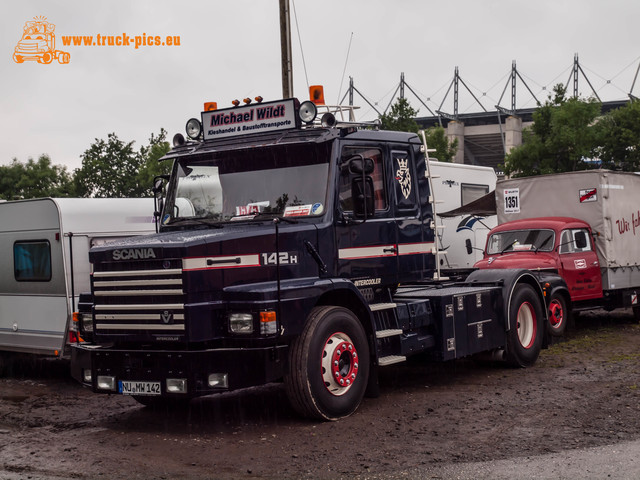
[0,155,73,200]
[503,84,601,176]
[74,130,171,198]
[593,100,640,172]
[379,97,420,133]
[423,125,458,162]
[135,129,172,196]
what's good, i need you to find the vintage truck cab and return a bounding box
[71,96,547,420]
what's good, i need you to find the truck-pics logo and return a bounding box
[13,16,70,64]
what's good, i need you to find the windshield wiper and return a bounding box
[236,212,299,224]
[166,217,224,228]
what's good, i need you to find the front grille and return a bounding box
[92,261,185,335]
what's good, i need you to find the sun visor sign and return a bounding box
[201,99,299,140]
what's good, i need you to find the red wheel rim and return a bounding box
[321,332,359,396]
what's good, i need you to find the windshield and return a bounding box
[163,142,332,224]
[487,229,555,254]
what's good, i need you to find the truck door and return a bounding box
[559,228,603,300]
[336,145,398,287]
[391,148,426,280]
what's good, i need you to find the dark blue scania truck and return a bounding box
[71,97,547,420]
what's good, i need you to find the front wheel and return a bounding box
[285,306,370,421]
[505,284,544,367]
[547,293,568,337]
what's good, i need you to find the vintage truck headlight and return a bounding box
[97,375,116,391]
[81,314,93,333]
[166,378,187,394]
[208,373,228,388]
[229,313,253,334]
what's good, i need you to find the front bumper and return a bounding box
[71,343,287,398]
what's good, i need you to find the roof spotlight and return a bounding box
[185,118,202,140]
[299,101,317,124]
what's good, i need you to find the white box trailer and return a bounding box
[0,198,156,357]
[429,160,497,272]
[496,170,640,290]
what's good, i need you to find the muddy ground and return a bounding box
[1,309,639,480]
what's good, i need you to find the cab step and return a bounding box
[378,355,406,366]
[376,328,403,339]
[369,302,397,312]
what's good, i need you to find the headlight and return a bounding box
[229,313,253,334]
[82,314,93,333]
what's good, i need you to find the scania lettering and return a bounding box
[112,248,157,261]
[71,95,548,420]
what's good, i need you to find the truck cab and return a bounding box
[475,216,603,334]
[71,97,547,420]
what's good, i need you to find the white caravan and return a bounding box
[0,198,156,358]
[428,161,497,273]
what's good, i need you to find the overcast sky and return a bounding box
[3,0,639,171]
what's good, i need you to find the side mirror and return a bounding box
[465,238,473,255]
[352,177,375,218]
[152,175,170,232]
[153,174,170,195]
[348,156,375,175]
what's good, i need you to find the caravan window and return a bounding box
[14,240,52,282]
[461,183,489,206]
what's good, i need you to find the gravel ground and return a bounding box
[1,309,638,479]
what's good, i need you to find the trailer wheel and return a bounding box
[58,52,70,64]
[506,284,544,367]
[285,306,369,421]
[547,293,568,336]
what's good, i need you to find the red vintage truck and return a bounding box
[475,170,640,335]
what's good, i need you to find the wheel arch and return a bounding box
[466,268,548,332]
[313,281,376,357]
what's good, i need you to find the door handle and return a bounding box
[383,246,397,254]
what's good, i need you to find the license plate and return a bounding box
[118,380,161,396]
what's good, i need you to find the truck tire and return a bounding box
[505,284,544,367]
[285,306,369,421]
[547,293,568,337]
[38,52,53,64]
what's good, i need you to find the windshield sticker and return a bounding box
[395,158,412,199]
[284,204,313,217]
[311,203,324,215]
[235,201,269,216]
[162,214,171,225]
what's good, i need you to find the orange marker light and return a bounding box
[254,96,264,103]
[204,102,217,111]
[309,85,325,105]
[232,99,240,107]
[243,97,252,105]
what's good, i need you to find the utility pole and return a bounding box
[279,0,294,98]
